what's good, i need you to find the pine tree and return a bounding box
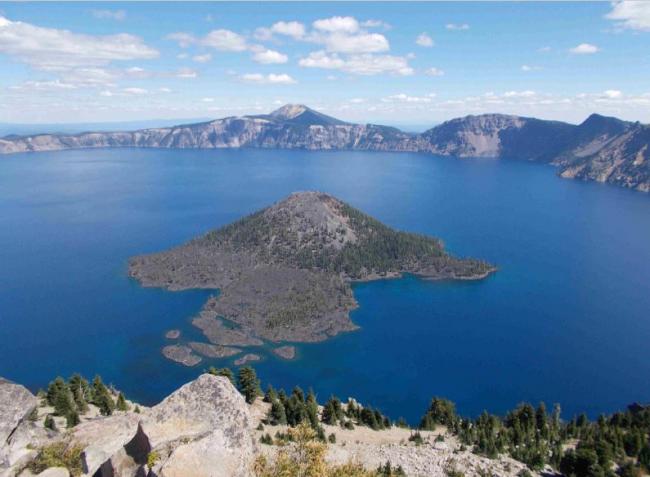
[264,385,277,403]
[46,377,67,407]
[116,392,129,411]
[92,375,115,416]
[208,366,235,385]
[306,389,319,429]
[237,367,261,404]
[268,399,287,425]
[66,409,80,428]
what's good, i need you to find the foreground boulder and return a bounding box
[70,374,254,477]
[0,378,40,472]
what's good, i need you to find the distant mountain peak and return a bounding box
[270,104,311,120]
[269,104,348,126]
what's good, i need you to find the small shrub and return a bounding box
[27,441,84,476]
[328,433,336,443]
[260,433,273,445]
[408,431,423,446]
[147,450,160,468]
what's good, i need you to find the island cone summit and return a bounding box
[129,192,494,362]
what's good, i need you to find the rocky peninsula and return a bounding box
[129,192,494,362]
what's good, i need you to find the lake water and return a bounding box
[1,148,650,423]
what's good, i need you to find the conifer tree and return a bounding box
[116,392,129,411]
[237,366,261,404]
[92,375,115,416]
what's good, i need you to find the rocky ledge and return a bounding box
[129,192,494,361]
[0,374,255,477]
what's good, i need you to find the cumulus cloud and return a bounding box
[0,16,159,69]
[91,9,126,21]
[503,90,537,98]
[9,79,78,92]
[321,31,389,54]
[167,32,195,48]
[122,87,148,95]
[445,23,470,30]
[250,47,288,64]
[603,89,623,99]
[240,73,296,84]
[168,29,248,51]
[270,21,305,39]
[175,67,198,78]
[425,67,444,76]
[521,65,542,72]
[299,51,345,69]
[299,50,413,76]
[382,93,436,103]
[360,19,390,29]
[192,53,212,63]
[416,33,434,47]
[313,16,359,33]
[570,43,599,54]
[202,29,248,51]
[606,1,650,31]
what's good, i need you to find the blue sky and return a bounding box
[1,1,649,125]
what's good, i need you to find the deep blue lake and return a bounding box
[1,148,650,423]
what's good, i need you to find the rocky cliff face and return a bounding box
[0,374,255,477]
[1,105,649,192]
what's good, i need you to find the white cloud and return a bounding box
[538,46,552,53]
[177,53,188,59]
[299,51,345,69]
[503,90,537,98]
[271,21,305,39]
[349,98,366,103]
[603,89,623,99]
[383,93,436,103]
[240,73,296,84]
[9,79,78,91]
[176,67,198,79]
[159,87,172,93]
[122,87,148,95]
[360,19,390,29]
[202,29,248,51]
[168,29,248,52]
[416,33,434,47]
[445,23,470,31]
[321,32,389,54]
[167,32,195,48]
[313,16,359,33]
[425,67,445,76]
[251,48,288,64]
[0,16,158,69]
[343,55,413,76]
[91,9,126,21]
[570,43,599,54]
[606,1,650,31]
[202,97,215,102]
[521,65,542,72]
[299,51,413,76]
[192,53,212,63]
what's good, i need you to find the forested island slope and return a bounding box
[129,191,493,353]
[1,104,649,192]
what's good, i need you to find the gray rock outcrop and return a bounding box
[1,374,254,477]
[0,378,39,472]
